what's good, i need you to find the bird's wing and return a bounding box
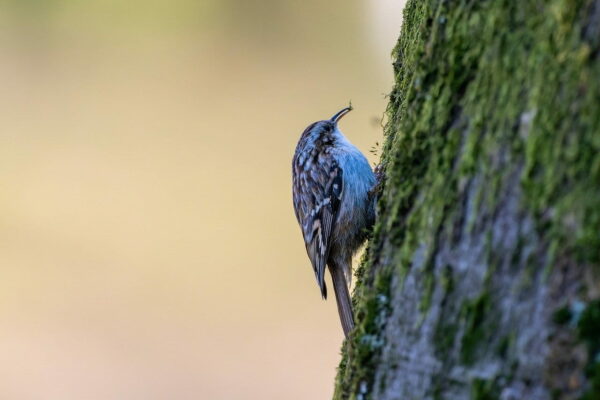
[292,151,343,298]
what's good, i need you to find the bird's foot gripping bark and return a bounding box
[369,163,386,200]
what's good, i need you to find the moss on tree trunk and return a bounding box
[334,1,600,399]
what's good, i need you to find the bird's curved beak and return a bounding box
[330,105,353,124]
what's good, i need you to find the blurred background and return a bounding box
[0,0,405,398]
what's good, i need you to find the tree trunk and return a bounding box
[334,1,600,399]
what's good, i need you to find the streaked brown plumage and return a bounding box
[292,106,376,337]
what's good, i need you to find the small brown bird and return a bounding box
[292,106,376,337]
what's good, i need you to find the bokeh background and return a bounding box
[0,0,405,398]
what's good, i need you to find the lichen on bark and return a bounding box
[334,1,600,399]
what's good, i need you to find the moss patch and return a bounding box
[333,239,392,400]
[460,292,493,365]
[552,305,573,326]
[578,300,600,400]
[333,0,600,398]
[470,378,499,400]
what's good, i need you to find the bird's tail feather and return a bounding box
[329,262,354,337]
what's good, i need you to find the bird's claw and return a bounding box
[369,163,386,199]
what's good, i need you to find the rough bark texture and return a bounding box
[334,1,600,399]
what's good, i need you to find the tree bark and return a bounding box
[334,1,600,399]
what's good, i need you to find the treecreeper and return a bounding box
[292,106,379,337]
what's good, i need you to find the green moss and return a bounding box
[578,300,600,353]
[440,264,454,294]
[434,321,458,359]
[470,378,499,400]
[552,305,573,325]
[579,362,600,400]
[578,300,600,400]
[333,238,393,400]
[460,292,492,365]
[433,265,457,358]
[419,273,435,313]
[334,0,600,397]
[496,333,514,360]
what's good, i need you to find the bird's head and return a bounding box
[299,105,353,142]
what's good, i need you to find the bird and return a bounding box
[292,105,377,337]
